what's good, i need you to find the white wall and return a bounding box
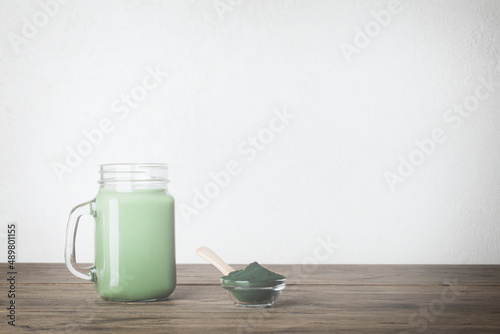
[1,0,499,265]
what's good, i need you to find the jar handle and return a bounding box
[64,200,96,282]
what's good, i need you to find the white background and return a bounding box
[1,0,499,264]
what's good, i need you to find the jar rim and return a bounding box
[98,163,169,187]
[100,163,168,170]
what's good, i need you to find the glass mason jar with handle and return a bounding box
[65,163,176,302]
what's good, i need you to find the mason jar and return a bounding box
[65,163,176,302]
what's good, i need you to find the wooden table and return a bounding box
[1,263,499,333]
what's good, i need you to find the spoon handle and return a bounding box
[196,247,235,276]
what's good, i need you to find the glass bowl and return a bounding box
[220,278,286,308]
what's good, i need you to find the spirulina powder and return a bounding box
[222,262,285,284]
[221,262,286,306]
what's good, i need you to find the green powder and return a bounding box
[222,262,285,283]
[221,262,286,307]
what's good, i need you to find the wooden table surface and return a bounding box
[1,263,499,333]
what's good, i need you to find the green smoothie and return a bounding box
[93,188,176,301]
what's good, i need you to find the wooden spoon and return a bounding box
[196,247,235,276]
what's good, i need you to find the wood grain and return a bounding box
[1,263,499,333]
[3,263,499,285]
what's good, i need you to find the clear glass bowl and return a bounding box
[220,278,286,308]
